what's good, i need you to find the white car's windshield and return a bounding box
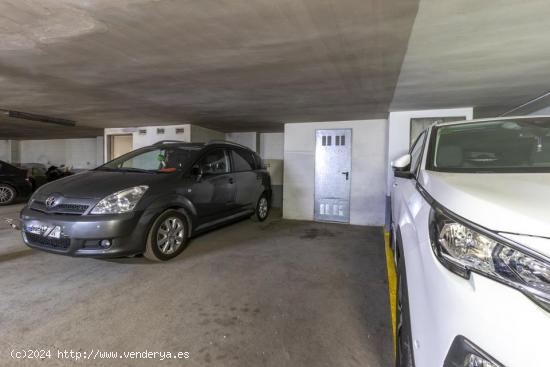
[98,146,201,173]
[430,118,550,172]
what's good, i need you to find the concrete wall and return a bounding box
[225,132,258,152]
[19,137,104,169]
[105,124,225,162]
[190,125,225,143]
[283,119,387,226]
[0,140,12,162]
[105,124,191,155]
[259,133,284,208]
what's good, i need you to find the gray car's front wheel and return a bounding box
[144,210,189,261]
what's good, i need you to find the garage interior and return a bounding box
[1,0,550,366]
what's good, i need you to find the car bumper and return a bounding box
[406,226,550,367]
[20,206,149,258]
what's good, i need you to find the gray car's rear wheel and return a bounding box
[144,210,189,261]
[252,193,269,222]
[0,184,16,205]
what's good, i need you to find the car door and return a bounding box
[230,148,259,212]
[188,148,236,223]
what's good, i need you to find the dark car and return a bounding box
[20,140,272,261]
[0,160,33,205]
[14,163,49,190]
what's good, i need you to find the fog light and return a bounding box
[99,239,111,248]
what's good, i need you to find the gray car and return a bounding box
[20,140,272,261]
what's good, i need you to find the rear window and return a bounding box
[231,149,255,172]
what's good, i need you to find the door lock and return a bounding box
[342,171,349,180]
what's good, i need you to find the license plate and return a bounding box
[26,223,62,239]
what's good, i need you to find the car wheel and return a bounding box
[0,184,16,205]
[252,193,269,222]
[144,210,189,261]
[396,245,415,367]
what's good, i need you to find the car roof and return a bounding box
[434,115,550,127]
[152,140,255,152]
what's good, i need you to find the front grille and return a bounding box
[31,201,89,215]
[54,203,89,212]
[25,232,70,250]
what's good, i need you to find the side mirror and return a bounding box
[391,154,414,179]
[191,165,203,181]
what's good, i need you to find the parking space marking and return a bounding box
[384,231,397,354]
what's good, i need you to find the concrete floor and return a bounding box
[0,204,392,367]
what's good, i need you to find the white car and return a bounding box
[390,116,550,367]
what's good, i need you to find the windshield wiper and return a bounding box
[95,167,154,174]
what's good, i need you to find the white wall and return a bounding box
[259,133,284,159]
[104,125,190,161]
[190,125,225,143]
[0,140,12,162]
[19,137,104,169]
[386,108,473,194]
[225,132,258,151]
[104,124,226,162]
[283,119,387,226]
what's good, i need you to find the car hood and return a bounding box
[421,171,550,240]
[36,170,169,199]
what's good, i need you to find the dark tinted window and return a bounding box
[198,149,230,174]
[231,150,255,172]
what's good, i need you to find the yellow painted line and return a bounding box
[384,230,397,355]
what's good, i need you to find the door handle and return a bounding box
[341,171,349,180]
[228,177,234,184]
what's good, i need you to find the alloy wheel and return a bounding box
[156,217,185,255]
[0,186,14,204]
[258,197,269,219]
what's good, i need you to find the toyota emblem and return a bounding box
[45,195,58,208]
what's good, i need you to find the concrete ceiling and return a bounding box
[0,0,419,137]
[391,0,550,117]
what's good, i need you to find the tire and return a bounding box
[144,210,189,261]
[396,236,415,367]
[0,184,16,205]
[252,193,270,222]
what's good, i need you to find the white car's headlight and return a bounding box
[90,186,148,215]
[430,207,550,311]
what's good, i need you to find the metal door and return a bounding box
[314,129,352,222]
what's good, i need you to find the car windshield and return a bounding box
[98,146,201,173]
[430,118,550,173]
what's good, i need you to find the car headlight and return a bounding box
[90,186,148,215]
[430,207,550,312]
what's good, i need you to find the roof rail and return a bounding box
[153,140,186,145]
[206,140,250,149]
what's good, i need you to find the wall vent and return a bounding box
[175,128,185,134]
[157,128,165,134]
[138,129,147,135]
